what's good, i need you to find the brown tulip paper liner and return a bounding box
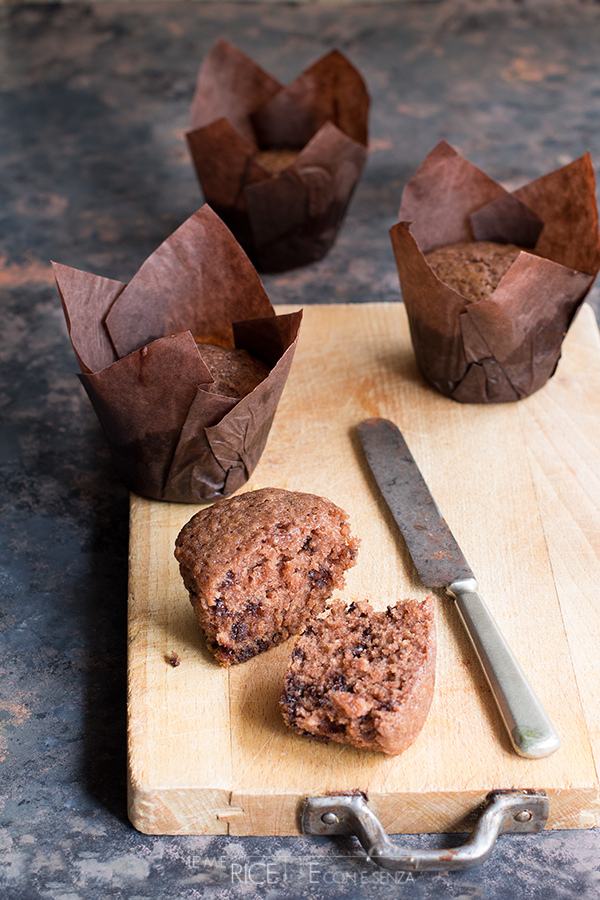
[53,204,303,502]
[186,39,370,273]
[390,140,600,403]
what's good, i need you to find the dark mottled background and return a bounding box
[1,1,600,897]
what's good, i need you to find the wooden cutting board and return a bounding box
[127,301,600,836]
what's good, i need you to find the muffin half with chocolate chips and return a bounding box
[280,597,436,755]
[174,487,359,665]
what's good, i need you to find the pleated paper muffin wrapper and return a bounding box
[390,141,600,403]
[186,39,370,273]
[53,205,303,503]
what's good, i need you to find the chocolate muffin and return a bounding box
[280,596,436,755]
[425,240,523,303]
[254,149,300,176]
[195,342,270,400]
[174,487,360,666]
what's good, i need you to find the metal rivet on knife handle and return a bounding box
[357,417,561,760]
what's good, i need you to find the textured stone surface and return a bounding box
[1,1,600,897]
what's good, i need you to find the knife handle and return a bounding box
[447,578,561,759]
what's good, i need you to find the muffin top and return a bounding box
[425,240,524,303]
[254,149,300,175]
[195,342,270,400]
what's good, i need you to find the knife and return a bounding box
[357,416,561,759]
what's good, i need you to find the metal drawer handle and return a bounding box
[303,790,549,872]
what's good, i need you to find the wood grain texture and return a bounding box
[128,302,600,836]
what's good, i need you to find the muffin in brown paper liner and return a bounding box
[53,204,303,503]
[390,140,600,403]
[186,39,370,273]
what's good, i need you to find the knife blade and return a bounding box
[357,416,561,759]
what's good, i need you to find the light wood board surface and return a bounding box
[127,301,600,836]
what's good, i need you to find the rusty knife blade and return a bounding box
[357,417,474,588]
[357,416,561,759]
